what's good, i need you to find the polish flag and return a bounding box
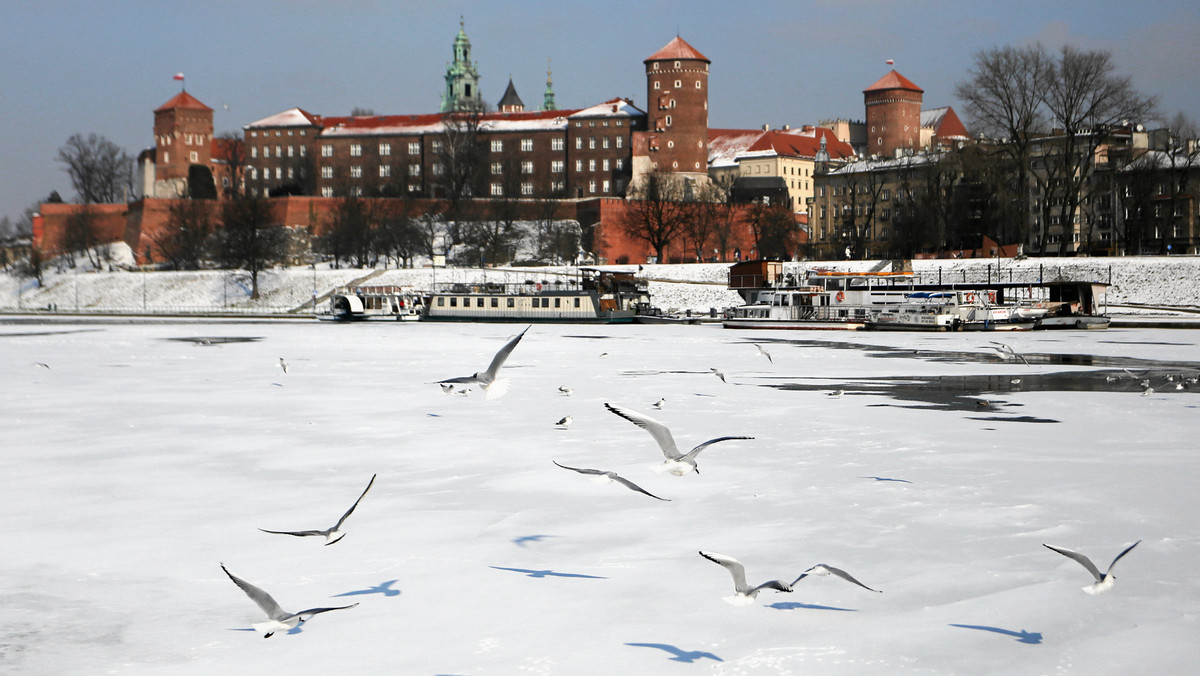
[886,59,894,66]
[173,72,185,81]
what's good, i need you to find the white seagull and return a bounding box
[828,389,844,398]
[439,383,455,394]
[259,474,376,545]
[753,344,774,363]
[604,403,753,475]
[437,327,529,400]
[555,415,573,429]
[698,551,793,605]
[788,564,882,594]
[558,385,573,396]
[221,564,358,638]
[278,357,289,374]
[1043,540,1141,594]
[553,461,670,501]
[710,367,727,383]
[652,397,666,410]
[983,341,1029,365]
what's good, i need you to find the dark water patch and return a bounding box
[167,336,262,345]
[0,328,105,338]
[968,415,1059,424]
[1099,340,1195,346]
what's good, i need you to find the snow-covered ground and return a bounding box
[3,248,1200,315]
[2,321,1199,674]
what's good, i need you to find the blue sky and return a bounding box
[2,0,1197,227]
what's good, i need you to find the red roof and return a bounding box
[863,70,923,94]
[154,90,212,113]
[645,36,710,64]
[746,128,855,160]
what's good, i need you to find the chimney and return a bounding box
[762,124,770,131]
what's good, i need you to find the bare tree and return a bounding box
[212,195,288,299]
[56,133,134,204]
[153,199,213,269]
[619,171,690,263]
[215,131,246,198]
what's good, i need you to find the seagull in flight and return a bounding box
[553,461,670,501]
[604,403,752,475]
[278,357,289,374]
[983,341,1028,365]
[33,362,51,369]
[698,551,793,605]
[753,344,773,363]
[710,368,727,383]
[788,564,881,593]
[437,327,529,400]
[259,474,376,545]
[1043,540,1141,594]
[221,564,358,638]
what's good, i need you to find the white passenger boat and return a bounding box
[324,285,424,321]
[423,268,650,323]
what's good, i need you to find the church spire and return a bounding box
[542,59,557,111]
[441,18,482,113]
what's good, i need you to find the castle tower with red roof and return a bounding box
[640,36,710,182]
[863,69,923,157]
[151,90,214,196]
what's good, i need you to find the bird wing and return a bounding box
[437,375,479,385]
[793,564,882,593]
[1105,540,1141,576]
[1043,544,1104,582]
[333,473,376,530]
[222,564,289,621]
[553,460,605,476]
[699,551,748,592]
[289,603,359,622]
[481,326,529,382]
[750,579,792,594]
[605,403,681,459]
[682,436,754,461]
[611,474,671,501]
[258,528,327,538]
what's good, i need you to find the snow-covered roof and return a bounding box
[921,106,969,139]
[826,151,945,175]
[708,129,763,167]
[568,98,645,119]
[244,107,322,129]
[708,128,856,167]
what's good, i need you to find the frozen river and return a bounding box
[3,320,1199,674]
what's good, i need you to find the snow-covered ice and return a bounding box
[2,321,1199,674]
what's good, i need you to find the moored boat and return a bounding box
[422,268,649,323]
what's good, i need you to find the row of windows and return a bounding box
[489,179,611,196]
[437,296,584,309]
[249,129,309,137]
[251,145,307,159]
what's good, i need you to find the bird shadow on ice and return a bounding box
[511,534,556,548]
[767,601,857,612]
[625,642,723,663]
[859,476,912,484]
[489,566,607,579]
[949,624,1043,644]
[333,579,402,598]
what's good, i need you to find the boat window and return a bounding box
[491,297,498,307]
[574,298,581,308]
[507,298,515,308]
[477,297,485,308]
[450,298,457,307]
[437,297,445,307]
[554,298,561,308]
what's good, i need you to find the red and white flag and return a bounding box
[886,59,894,66]
[173,72,185,81]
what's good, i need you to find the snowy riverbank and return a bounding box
[3,252,1199,316]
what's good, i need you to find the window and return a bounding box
[615,158,624,170]
[321,144,332,157]
[287,167,294,179]
[665,115,672,127]
[476,298,485,308]
[379,165,390,177]
[491,162,503,175]
[350,143,362,157]
[589,159,596,171]
[408,164,420,177]
[321,186,333,197]
[520,139,533,152]
[653,81,661,89]
[321,166,333,179]
[408,141,420,155]
[551,160,564,173]
[574,298,580,308]
[551,138,564,151]
[696,80,702,88]
[589,136,596,149]
[249,167,257,180]
[491,183,503,196]
[521,161,533,174]
[275,145,282,158]
[263,146,270,158]
[615,135,623,148]
[589,180,596,193]
[350,165,362,178]
[250,146,258,158]
[575,159,582,172]
[287,146,295,157]
[603,180,610,193]
[432,140,443,153]
[507,298,515,308]
[379,143,391,156]
[675,79,682,88]
[603,136,610,149]
[490,139,503,152]
[491,298,498,308]
[575,137,583,149]
[602,159,610,171]
[189,151,198,162]
[521,182,534,195]
[449,297,457,307]
[433,163,444,176]
[300,145,306,157]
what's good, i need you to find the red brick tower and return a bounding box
[643,36,710,178]
[863,69,923,157]
[153,90,213,185]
